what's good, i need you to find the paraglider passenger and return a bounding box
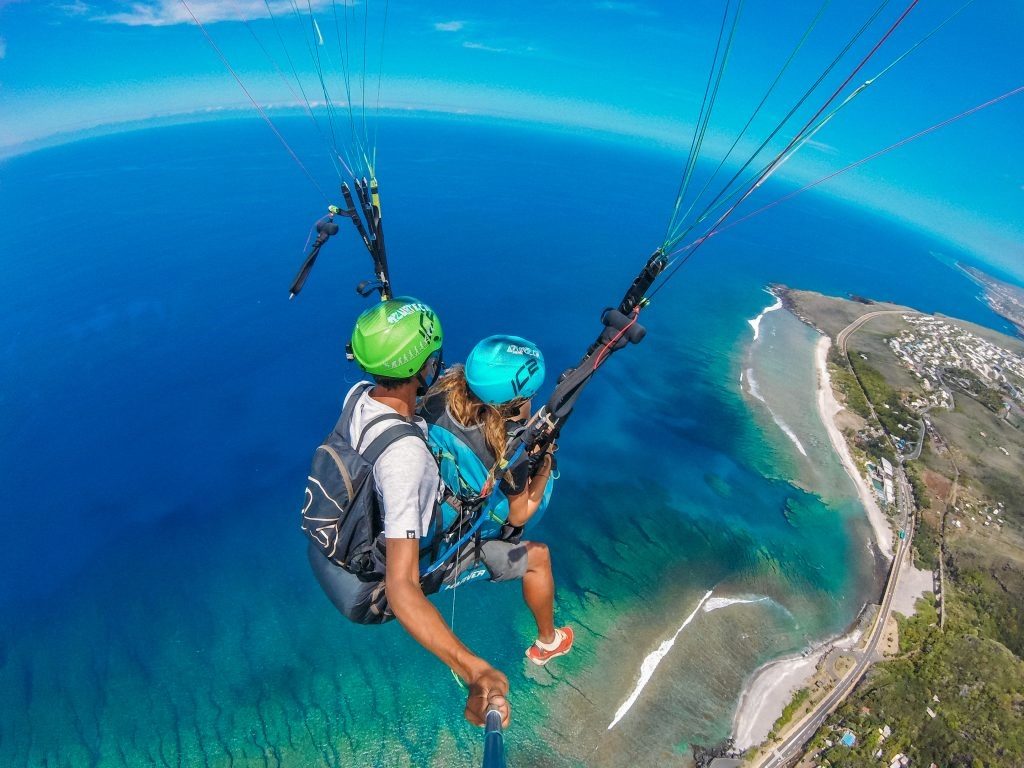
[421,335,574,666]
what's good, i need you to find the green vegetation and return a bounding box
[769,687,811,740]
[849,356,917,439]
[811,600,1024,767]
[904,462,930,510]
[830,361,872,419]
[947,547,1024,658]
[911,515,940,571]
[947,367,1006,413]
[856,431,896,465]
[784,288,1024,767]
[826,342,851,370]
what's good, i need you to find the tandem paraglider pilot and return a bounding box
[301,297,571,727]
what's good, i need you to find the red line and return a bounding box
[790,0,922,161]
[593,308,641,371]
[702,84,1024,240]
[667,0,924,268]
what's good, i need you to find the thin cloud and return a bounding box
[56,1,90,15]
[93,0,339,26]
[434,20,464,32]
[462,41,509,54]
[805,139,839,155]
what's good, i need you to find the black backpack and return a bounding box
[301,383,425,576]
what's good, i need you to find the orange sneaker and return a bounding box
[525,626,574,666]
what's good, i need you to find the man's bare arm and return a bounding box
[384,538,510,726]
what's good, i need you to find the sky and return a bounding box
[0,0,1022,279]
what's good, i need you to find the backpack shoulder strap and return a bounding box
[354,413,405,453]
[361,422,425,465]
[334,381,375,437]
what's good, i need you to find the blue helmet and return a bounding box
[465,335,545,405]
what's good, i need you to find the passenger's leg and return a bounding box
[479,539,557,644]
[522,541,555,644]
[480,540,572,662]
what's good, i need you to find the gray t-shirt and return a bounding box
[344,383,440,540]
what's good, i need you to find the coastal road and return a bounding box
[835,309,913,357]
[752,311,921,768]
[755,506,915,768]
[836,310,914,429]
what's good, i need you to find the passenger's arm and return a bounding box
[506,452,553,527]
[384,538,510,726]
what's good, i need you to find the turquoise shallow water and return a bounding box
[0,115,1010,766]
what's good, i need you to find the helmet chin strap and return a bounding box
[416,351,445,397]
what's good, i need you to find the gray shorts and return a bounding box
[434,538,530,592]
[478,539,529,582]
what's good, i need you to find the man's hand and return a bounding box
[465,665,510,727]
[385,539,510,726]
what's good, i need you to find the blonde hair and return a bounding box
[427,364,520,464]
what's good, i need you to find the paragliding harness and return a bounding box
[415,391,554,585]
[401,454,524,595]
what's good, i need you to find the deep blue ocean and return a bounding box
[0,115,1015,767]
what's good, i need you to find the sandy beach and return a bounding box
[814,336,894,559]
[731,334,898,751]
[731,623,867,751]
[731,649,825,750]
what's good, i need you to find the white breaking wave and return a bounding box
[608,590,714,730]
[745,368,766,403]
[703,595,769,613]
[771,414,808,457]
[747,296,783,341]
[744,369,806,457]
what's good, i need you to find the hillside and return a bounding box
[780,288,1024,767]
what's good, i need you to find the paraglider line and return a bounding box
[666,0,832,247]
[689,83,1024,244]
[663,0,735,245]
[178,0,329,202]
[652,0,923,294]
[664,0,894,252]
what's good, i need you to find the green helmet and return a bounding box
[350,297,443,378]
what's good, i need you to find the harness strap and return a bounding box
[336,382,425,461]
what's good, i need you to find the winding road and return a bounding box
[751,309,919,768]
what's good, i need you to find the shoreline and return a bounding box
[731,627,863,751]
[730,329,896,752]
[731,649,823,751]
[813,335,894,560]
